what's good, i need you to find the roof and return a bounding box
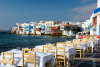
[63,24,78,26]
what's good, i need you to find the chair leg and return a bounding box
[64,59,66,66]
[68,60,71,67]
[80,51,81,58]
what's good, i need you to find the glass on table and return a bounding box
[16,47,20,50]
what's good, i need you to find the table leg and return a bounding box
[83,50,84,58]
[72,54,75,65]
[97,43,98,50]
[92,47,93,53]
[66,60,69,67]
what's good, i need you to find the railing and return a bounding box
[36,28,41,31]
[51,26,60,30]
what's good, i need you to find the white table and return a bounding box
[35,45,76,66]
[1,49,55,67]
[88,41,96,53]
[95,39,99,50]
[81,43,88,57]
[0,65,17,67]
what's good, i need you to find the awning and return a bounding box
[94,7,100,14]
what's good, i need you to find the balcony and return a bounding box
[94,7,100,14]
[36,28,41,31]
[47,25,51,28]
[51,26,60,30]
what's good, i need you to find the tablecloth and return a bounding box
[0,49,55,67]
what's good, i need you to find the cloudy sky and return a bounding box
[0,0,97,30]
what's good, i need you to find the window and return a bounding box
[51,23,52,26]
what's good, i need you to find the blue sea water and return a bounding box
[0,33,75,52]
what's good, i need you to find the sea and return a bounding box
[0,32,75,52]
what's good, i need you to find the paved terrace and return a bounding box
[1,45,100,67]
[56,45,100,67]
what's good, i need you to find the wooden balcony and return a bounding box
[36,28,41,31]
[50,26,60,30]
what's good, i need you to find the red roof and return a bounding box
[63,24,77,26]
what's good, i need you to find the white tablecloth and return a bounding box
[96,39,100,50]
[35,45,76,66]
[35,45,76,60]
[0,65,17,67]
[88,41,96,48]
[81,43,88,50]
[1,49,55,67]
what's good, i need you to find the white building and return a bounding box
[81,20,90,32]
[45,21,62,34]
[29,22,37,35]
[90,0,100,35]
[35,21,45,35]
[62,23,81,36]
[13,22,37,35]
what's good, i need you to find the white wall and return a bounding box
[97,0,100,8]
[97,15,100,35]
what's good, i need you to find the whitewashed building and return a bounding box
[45,21,62,34]
[90,0,100,35]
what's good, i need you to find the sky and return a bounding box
[0,0,97,30]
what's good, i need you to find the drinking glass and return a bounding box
[16,47,20,50]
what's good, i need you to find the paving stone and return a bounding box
[77,63,92,67]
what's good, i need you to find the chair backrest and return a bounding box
[32,46,44,52]
[55,47,66,66]
[57,42,65,47]
[22,47,31,51]
[32,48,36,52]
[73,39,81,49]
[2,52,14,65]
[88,38,93,41]
[66,41,74,47]
[43,46,52,53]
[22,52,36,67]
[46,43,53,46]
[0,59,12,65]
[81,38,88,43]
[86,35,90,39]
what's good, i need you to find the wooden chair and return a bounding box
[22,47,31,52]
[86,35,90,39]
[46,43,53,46]
[43,46,52,53]
[57,42,65,47]
[0,59,13,65]
[66,41,74,47]
[81,38,88,43]
[32,46,44,52]
[32,48,36,52]
[73,40,82,58]
[2,52,14,65]
[22,52,36,67]
[55,47,67,66]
